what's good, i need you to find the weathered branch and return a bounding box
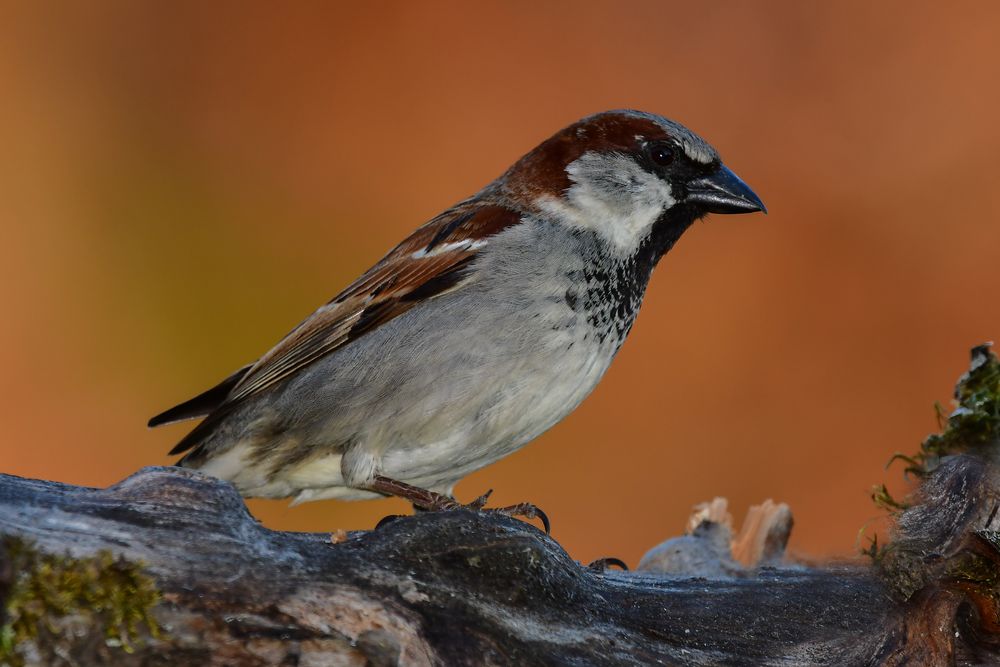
[1,345,999,666]
[0,456,993,666]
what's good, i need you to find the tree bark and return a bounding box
[2,452,999,666]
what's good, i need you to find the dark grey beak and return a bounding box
[686,165,766,214]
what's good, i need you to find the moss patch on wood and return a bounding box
[920,343,1000,466]
[863,343,1000,616]
[872,343,1000,518]
[0,536,160,666]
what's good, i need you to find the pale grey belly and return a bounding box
[295,288,615,499]
[201,284,616,502]
[375,327,614,488]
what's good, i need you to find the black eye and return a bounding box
[648,143,674,167]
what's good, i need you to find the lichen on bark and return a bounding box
[0,536,160,667]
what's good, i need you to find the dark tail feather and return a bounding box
[148,364,251,428]
[167,410,231,457]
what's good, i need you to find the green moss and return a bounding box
[858,530,881,562]
[864,344,1000,560]
[870,483,910,512]
[0,536,160,666]
[909,343,1000,476]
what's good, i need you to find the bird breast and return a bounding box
[218,217,655,498]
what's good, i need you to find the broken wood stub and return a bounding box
[637,497,793,575]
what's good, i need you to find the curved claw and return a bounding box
[534,506,551,535]
[492,502,551,535]
[375,514,405,530]
[587,557,629,571]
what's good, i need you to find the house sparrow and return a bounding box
[149,110,764,529]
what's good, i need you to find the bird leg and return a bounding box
[368,476,461,511]
[368,475,549,534]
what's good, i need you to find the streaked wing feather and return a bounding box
[225,203,521,404]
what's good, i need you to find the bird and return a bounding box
[149,110,765,530]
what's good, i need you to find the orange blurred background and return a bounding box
[1,2,998,566]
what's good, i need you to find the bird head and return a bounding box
[497,110,765,254]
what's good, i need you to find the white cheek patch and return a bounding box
[537,151,675,252]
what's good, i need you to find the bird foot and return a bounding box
[412,491,549,534]
[486,502,550,535]
[368,476,549,533]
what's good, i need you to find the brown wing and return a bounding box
[230,202,521,405]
